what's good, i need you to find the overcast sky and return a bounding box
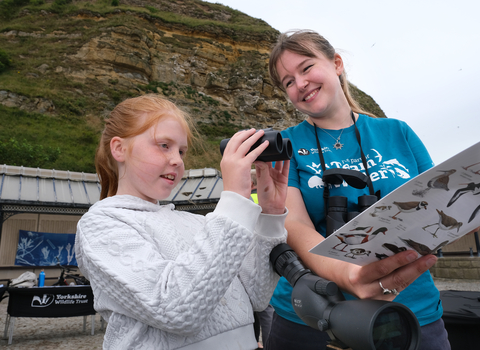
[207,0,480,165]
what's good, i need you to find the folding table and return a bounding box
[3,285,98,345]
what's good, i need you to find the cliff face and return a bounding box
[0,0,385,172]
[68,8,301,130]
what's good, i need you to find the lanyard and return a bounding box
[312,111,378,211]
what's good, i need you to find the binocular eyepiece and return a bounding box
[220,128,293,162]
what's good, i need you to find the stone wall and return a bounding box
[431,256,480,280]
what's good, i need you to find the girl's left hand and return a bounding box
[254,160,290,215]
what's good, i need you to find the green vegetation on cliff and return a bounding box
[0,0,385,173]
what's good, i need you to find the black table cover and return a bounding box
[7,285,95,318]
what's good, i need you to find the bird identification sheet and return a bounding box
[310,141,480,266]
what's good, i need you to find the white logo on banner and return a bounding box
[32,294,54,307]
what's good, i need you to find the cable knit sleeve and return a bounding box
[239,210,288,311]
[213,196,288,312]
[75,192,262,336]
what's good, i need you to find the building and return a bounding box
[1,164,478,283]
[0,164,223,283]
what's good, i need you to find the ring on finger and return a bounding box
[379,281,399,296]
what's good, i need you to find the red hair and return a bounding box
[95,94,195,199]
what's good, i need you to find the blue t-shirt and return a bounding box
[271,114,442,327]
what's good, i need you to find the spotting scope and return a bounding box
[270,243,421,350]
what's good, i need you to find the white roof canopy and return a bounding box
[0,165,223,216]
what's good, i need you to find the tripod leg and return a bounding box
[8,317,15,345]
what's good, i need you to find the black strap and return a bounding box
[313,124,331,211]
[351,114,376,196]
[313,111,378,213]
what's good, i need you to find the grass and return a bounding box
[0,105,99,172]
[0,0,271,174]
[0,0,384,174]
[184,138,223,170]
[4,0,277,36]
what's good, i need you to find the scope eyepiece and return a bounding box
[270,243,311,287]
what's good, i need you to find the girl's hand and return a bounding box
[220,129,269,199]
[254,160,289,215]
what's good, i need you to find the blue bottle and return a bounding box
[38,270,45,287]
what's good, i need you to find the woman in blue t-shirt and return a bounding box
[265,29,451,350]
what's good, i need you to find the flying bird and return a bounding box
[399,238,449,256]
[469,204,480,223]
[447,182,480,207]
[422,209,463,238]
[333,227,388,252]
[390,201,428,221]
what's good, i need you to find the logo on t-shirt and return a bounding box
[298,148,310,156]
[305,148,412,189]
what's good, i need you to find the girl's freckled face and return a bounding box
[119,117,188,203]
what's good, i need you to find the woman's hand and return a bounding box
[348,227,480,299]
[220,129,269,199]
[285,187,438,301]
[344,251,437,301]
[255,160,290,215]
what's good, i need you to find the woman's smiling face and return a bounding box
[276,49,345,119]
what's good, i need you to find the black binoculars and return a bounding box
[326,194,378,237]
[219,128,293,162]
[322,168,377,237]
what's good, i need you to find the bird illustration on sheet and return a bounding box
[447,182,480,207]
[369,205,392,217]
[446,180,480,224]
[399,238,449,256]
[382,243,407,254]
[422,209,462,238]
[345,248,371,259]
[462,161,480,175]
[310,141,480,266]
[390,201,428,221]
[333,226,388,252]
[412,169,456,197]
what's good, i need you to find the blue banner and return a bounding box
[15,230,77,266]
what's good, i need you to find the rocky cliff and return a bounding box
[0,0,385,172]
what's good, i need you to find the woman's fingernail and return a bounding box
[425,257,437,269]
[406,252,417,262]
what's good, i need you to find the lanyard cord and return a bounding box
[312,111,376,211]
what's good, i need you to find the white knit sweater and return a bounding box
[75,191,287,349]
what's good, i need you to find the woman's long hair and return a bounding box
[268,30,377,118]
